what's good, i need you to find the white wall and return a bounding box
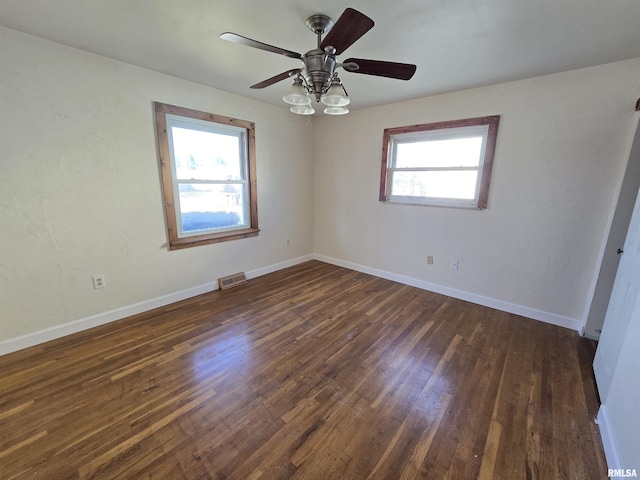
[314,58,640,328]
[2,24,639,353]
[0,27,315,349]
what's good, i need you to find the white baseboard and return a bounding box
[246,254,314,279]
[0,255,314,356]
[0,253,580,356]
[597,405,622,471]
[313,254,582,332]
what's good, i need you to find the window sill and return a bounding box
[169,228,260,250]
[383,199,484,210]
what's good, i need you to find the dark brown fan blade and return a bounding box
[343,58,417,80]
[250,69,302,89]
[319,8,374,55]
[220,32,302,59]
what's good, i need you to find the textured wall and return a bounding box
[2,24,639,347]
[314,57,640,324]
[0,27,315,342]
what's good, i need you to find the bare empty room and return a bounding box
[1,1,639,479]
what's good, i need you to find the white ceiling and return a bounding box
[1,0,639,113]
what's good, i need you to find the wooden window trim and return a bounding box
[154,102,259,250]
[380,115,500,209]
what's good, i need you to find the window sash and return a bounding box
[175,181,249,238]
[167,115,248,182]
[165,114,250,239]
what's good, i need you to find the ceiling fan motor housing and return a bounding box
[302,49,336,101]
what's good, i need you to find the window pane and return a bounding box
[395,137,483,168]
[178,183,246,233]
[391,170,478,199]
[172,127,242,180]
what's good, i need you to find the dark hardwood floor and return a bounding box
[0,260,607,479]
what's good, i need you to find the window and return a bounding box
[154,102,258,250]
[380,116,500,209]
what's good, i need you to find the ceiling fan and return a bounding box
[220,8,417,115]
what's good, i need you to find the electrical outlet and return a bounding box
[92,274,106,289]
[450,259,458,270]
[285,239,292,247]
[427,255,433,264]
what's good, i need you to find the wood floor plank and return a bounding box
[0,261,607,479]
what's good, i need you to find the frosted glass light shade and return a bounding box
[283,83,311,105]
[321,84,350,106]
[324,105,349,115]
[290,105,315,115]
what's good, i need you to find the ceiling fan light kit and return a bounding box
[282,78,311,105]
[220,8,416,116]
[324,105,349,115]
[320,80,350,107]
[290,104,315,115]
